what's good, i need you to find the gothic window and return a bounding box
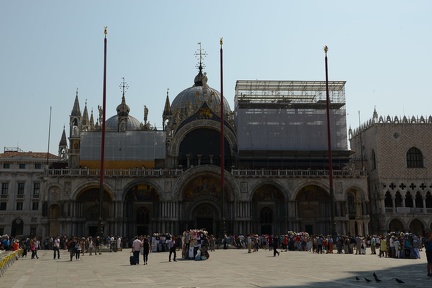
[426,192,432,208]
[385,191,392,207]
[395,191,403,207]
[371,149,376,170]
[415,192,423,208]
[405,192,413,207]
[260,207,273,224]
[406,147,423,168]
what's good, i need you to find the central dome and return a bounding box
[171,71,231,116]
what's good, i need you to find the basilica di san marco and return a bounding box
[34,47,370,240]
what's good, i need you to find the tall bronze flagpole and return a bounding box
[324,46,336,240]
[220,38,226,236]
[98,27,108,237]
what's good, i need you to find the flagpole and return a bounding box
[324,46,336,240]
[46,106,52,166]
[98,27,108,238]
[220,38,226,237]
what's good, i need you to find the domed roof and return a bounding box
[105,115,141,131]
[171,71,231,116]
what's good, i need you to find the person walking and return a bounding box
[168,236,177,262]
[53,236,60,259]
[68,237,77,261]
[75,238,81,260]
[95,236,101,255]
[131,236,142,265]
[272,235,280,256]
[88,237,94,255]
[424,229,432,277]
[142,236,150,265]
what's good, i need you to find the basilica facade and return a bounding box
[33,59,371,239]
[1,53,375,239]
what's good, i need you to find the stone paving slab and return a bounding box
[1,248,430,288]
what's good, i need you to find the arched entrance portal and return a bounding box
[388,218,404,232]
[124,183,160,237]
[409,219,424,236]
[181,173,232,235]
[76,188,113,237]
[296,185,331,235]
[252,184,285,235]
[193,203,217,235]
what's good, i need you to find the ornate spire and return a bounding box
[116,78,130,117]
[82,99,89,127]
[90,108,95,130]
[163,88,172,116]
[71,88,81,116]
[194,42,207,87]
[59,125,67,146]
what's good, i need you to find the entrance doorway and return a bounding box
[305,224,313,235]
[88,226,97,237]
[196,218,213,235]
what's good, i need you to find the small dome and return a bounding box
[105,115,141,131]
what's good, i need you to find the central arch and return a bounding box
[192,202,218,235]
[296,185,330,235]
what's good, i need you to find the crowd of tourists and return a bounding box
[1,230,429,260]
[220,231,428,259]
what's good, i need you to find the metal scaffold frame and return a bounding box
[235,80,346,107]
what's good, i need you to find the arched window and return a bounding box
[371,149,376,170]
[407,147,423,168]
[385,191,393,207]
[395,192,403,207]
[426,192,432,208]
[405,192,413,207]
[415,192,423,208]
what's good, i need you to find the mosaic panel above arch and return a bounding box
[125,183,160,202]
[252,184,285,201]
[182,175,229,201]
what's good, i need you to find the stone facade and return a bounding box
[349,110,432,235]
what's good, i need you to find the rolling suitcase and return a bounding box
[130,253,136,265]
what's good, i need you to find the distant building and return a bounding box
[0,147,57,237]
[349,110,432,236]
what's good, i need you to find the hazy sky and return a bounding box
[1,0,431,153]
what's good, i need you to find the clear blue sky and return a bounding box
[1,0,431,153]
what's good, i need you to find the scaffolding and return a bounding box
[234,80,348,152]
[235,80,346,109]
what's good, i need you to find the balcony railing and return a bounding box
[385,207,431,214]
[46,167,366,179]
[232,169,366,178]
[47,168,184,178]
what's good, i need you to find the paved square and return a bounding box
[1,248,429,287]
